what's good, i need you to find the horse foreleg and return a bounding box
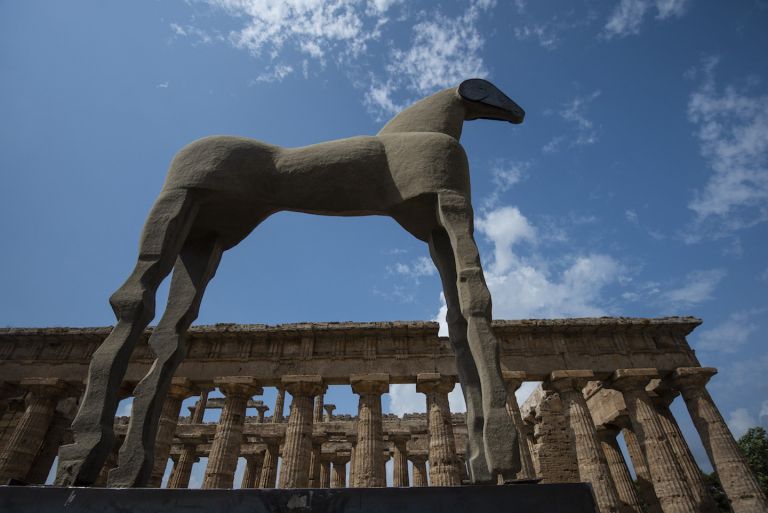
[436,191,520,482]
[55,189,199,486]
[107,235,223,487]
[428,228,492,484]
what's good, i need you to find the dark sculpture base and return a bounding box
[0,483,598,513]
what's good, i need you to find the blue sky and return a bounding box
[2,0,767,486]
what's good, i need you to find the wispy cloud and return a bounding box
[387,256,436,283]
[727,408,758,438]
[544,90,602,152]
[694,308,764,353]
[251,64,294,84]
[661,268,726,307]
[686,57,768,240]
[603,0,689,39]
[482,160,529,210]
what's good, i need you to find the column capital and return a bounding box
[323,403,336,420]
[282,375,325,397]
[647,380,679,408]
[388,429,411,447]
[605,368,659,393]
[167,377,195,399]
[312,430,329,446]
[595,424,621,442]
[214,376,263,398]
[671,367,717,392]
[544,370,595,393]
[416,373,454,394]
[502,370,527,391]
[408,452,428,464]
[332,452,351,465]
[255,404,270,414]
[350,374,389,395]
[19,377,72,398]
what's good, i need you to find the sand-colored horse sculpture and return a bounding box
[55,78,526,487]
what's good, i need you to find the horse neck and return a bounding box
[377,89,465,139]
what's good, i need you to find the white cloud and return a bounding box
[170,23,216,45]
[760,400,768,421]
[388,256,436,283]
[252,64,294,84]
[545,91,602,152]
[694,309,763,353]
[625,209,639,224]
[661,269,725,307]
[156,81,169,89]
[686,57,768,239]
[514,24,560,50]
[728,408,757,438]
[483,161,529,209]
[603,0,689,39]
[475,206,535,274]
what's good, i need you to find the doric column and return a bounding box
[351,373,388,487]
[530,387,579,483]
[0,378,69,483]
[191,385,212,424]
[148,378,194,487]
[25,395,80,484]
[622,425,663,513]
[257,437,280,488]
[596,425,644,513]
[167,438,201,489]
[279,375,324,488]
[241,451,265,489]
[331,453,350,488]
[272,386,285,423]
[417,373,461,486]
[346,433,358,488]
[672,367,768,513]
[546,371,621,513]
[390,430,410,487]
[314,393,325,424]
[308,432,327,488]
[318,452,332,488]
[409,453,428,487]
[650,383,719,513]
[502,371,536,480]
[202,377,262,489]
[255,404,269,423]
[323,404,336,422]
[606,369,697,513]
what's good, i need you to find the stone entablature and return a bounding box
[0,317,700,384]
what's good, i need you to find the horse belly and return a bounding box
[274,136,397,214]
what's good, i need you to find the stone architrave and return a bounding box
[350,373,389,487]
[417,373,461,486]
[596,425,643,513]
[672,367,768,513]
[390,430,411,487]
[147,377,194,487]
[606,369,697,513]
[279,375,324,488]
[649,383,719,513]
[55,79,525,487]
[202,377,262,489]
[622,426,663,513]
[167,438,201,489]
[0,378,69,483]
[502,371,536,480]
[323,404,336,423]
[331,453,350,488]
[546,370,621,513]
[241,451,265,489]
[409,453,429,487]
[258,438,280,489]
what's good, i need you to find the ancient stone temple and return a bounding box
[1,318,765,513]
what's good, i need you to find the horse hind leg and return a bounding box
[435,192,520,482]
[55,189,200,486]
[108,235,223,488]
[428,228,493,484]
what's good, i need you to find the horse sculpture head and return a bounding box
[458,78,525,124]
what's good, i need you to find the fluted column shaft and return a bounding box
[410,455,428,487]
[308,434,327,488]
[0,378,67,483]
[313,394,324,423]
[279,376,324,488]
[391,434,410,487]
[191,386,211,424]
[351,374,388,487]
[319,455,332,488]
[607,370,697,513]
[331,456,349,488]
[149,378,193,487]
[167,442,198,488]
[272,387,285,423]
[597,426,644,513]
[503,372,535,479]
[547,371,621,513]
[673,367,767,513]
[417,374,460,486]
[202,378,261,489]
[241,453,264,489]
[623,426,663,513]
[652,388,718,513]
[258,441,279,488]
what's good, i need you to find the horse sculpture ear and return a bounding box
[458,79,491,101]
